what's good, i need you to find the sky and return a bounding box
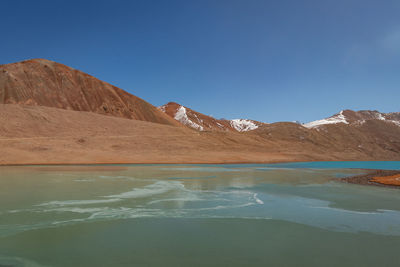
[1,0,399,123]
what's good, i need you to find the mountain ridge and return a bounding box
[159,101,266,132]
[0,58,399,164]
[0,58,180,126]
[303,109,400,128]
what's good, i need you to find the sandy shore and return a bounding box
[341,169,400,188]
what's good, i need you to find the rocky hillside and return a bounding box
[303,110,400,128]
[0,59,180,126]
[158,102,400,160]
[2,104,399,165]
[0,58,399,164]
[159,102,265,132]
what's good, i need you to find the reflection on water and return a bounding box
[0,162,400,266]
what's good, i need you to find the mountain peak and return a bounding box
[0,59,180,126]
[1,58,57,67]
[303,109,400,128]
[159,102,266,132]
[26,58,55,63]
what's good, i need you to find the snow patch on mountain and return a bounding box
[174,106,204,131]
[303,111,349,128]
[376,113,386,121]
[230,119,258,132]
[303,110,400,129]
[391,120,400,126]
[158,105,166,113]
[358,111,400,127]
[375,112,400,126]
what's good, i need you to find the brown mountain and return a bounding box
[160,103,400,160]
[297,110,400,157]
[0,104,294,164]
[2,104,399,165]
[159,102,265,132]
[255,118,400,160]
[0,59,180,126]
[303,109,400,128]
[0,59,399,165]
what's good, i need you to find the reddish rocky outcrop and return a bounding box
[0,59,180,126]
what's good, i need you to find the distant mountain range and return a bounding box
[159,102,400,134]
[1,59,399,164]
[303,110,400,129]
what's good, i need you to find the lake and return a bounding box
[0,162,400,266]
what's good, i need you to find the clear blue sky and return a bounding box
[1,0,399,123]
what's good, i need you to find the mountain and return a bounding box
[303,110,400,128]
[159,102,265,132]
[3,104,399,165]
[296,110,400,158]
[159,102,400,161]
[0,59,180,126]
[0,104,305,164]
[0,59,399,164]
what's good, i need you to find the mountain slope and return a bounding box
[0,104,308,164]
[1,59,399,164]
[2,104,399,165]
[303,110,400,128]
[293,110,400,158]
[159,102,265,132]
[0,59,180,126]
[255,119,400,159]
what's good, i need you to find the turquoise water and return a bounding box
[261,161,400,170]
[0,162,399,266]
[179,161,400,170]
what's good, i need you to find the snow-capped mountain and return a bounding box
[230,119,259,132]
[158,102,265,132]
[303,110,400,128]
[303,111,349,128]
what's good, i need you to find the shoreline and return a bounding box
[0,159,399,167]
[0,159,307,167]
[341,169,400,189]
[2,160,400,188]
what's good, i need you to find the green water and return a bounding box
[0,162,400,266]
